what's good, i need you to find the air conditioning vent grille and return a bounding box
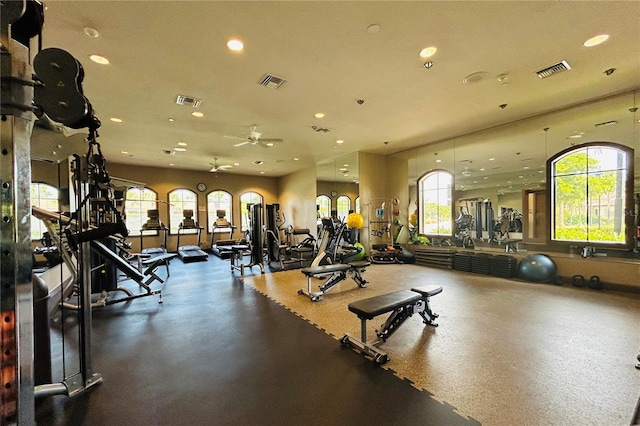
[176,95,202,107]
[259,74,287,89]
[536,60,571,79]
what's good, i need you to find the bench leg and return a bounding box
[298,276,323,301]
[376,305,414,341]
[318,272,346,293]
[350,269,368,287]
[340,318,389,364]
[416,298,439,326]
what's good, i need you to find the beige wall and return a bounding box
[278,166,317,237]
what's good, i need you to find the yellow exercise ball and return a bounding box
[410,213,418,226]
[347,212,364,229]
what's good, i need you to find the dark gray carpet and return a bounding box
[36,257,479,425]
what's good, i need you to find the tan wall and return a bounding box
[385,155,409,243]
[359,152,388,250]
[278,166,317,237]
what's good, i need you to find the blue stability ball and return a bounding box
[518,254,557,283]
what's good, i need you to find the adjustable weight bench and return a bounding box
[298,260,370,301]
[340,285,442,364]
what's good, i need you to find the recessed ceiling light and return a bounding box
[227,39,244,51]
[168,118,175,122]
[523,166,530,169]
[315,113,325,118]
[120,151,128,154]
[419,46,437,58]
[479,168,485,171]
[89,54,109,65]
[584,34,609,47]
[266,143,274,147]
[191,111,204,118]
[173,147,186,152]
[336,139,344,144]
[435,159,442,163]
[110,117,123,123]
[567,134,583,139]
[169,163,175,166]
[293,157,299,161]
[234,162,240,166]
[84,27,99,38]
[488,157,495,161]
[177,142,187,146]
[259,171,265,175]
[343,164,349,167]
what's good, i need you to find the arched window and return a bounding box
[336,195,351,219]
[550,142,632,246]
[355,196,360,214]
[30,182,59,240]
[125,187,158,236]
[207,190,233,232]
[418,170,453,236]
[169,188,198,234]
[240,191,263,232]
[316,195,331,219]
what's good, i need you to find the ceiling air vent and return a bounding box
[259,74,287,89]
[536,60,571,79]
[311,125,332,134]
[176,95,202,107]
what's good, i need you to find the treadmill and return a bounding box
[176,209,208,262]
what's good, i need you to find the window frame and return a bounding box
[207,190,233,233]
[239,191,263,232]
[417,169,454,238]
[30,182,60,241]
[316,195,331,219]
[125,187,159,237]
[168,188,199,234]
[336,195,351,219]
[548,141,634,250]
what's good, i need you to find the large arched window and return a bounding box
[316,195,331,219]
[418,170,453,236]
[207,190,233,232]
[30,182,59,240]
[169,188,198,234]
[125,187,158,236]
[240,191,263,232]
[336,195,351,219]
[550,142,633,247]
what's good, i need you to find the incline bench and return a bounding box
[340,284,442,364]
[298,261,370,301]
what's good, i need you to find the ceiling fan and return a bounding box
[225,125,283,148]
[209,158,233,173]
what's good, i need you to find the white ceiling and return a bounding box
[30,1,640,183]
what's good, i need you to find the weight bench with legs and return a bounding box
[298,261,370,301]
[340,285,442,364]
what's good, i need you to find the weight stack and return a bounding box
[470,252,492,275]
[489,255,517,278]
[453,252,473,272]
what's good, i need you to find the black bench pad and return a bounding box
[348,260,371,268]
[411,285,443,297]
[301,263,351,276]
[348,290,420,320]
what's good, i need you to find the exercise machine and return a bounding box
[210,209,237,258]
[176,209,208,262]
[298,261,370,301]
[341,285,442,364]
[140,209,169,256]
[228,203,264,280]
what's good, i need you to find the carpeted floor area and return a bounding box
[35,256,480,426]
[243,259,640,426]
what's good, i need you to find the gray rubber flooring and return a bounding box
[36,257,479,425]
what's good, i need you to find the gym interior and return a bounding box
[3,1,640,425]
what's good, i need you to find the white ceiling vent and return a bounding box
[536,60,571,79]
[176,95,202,107]
[259,74,287,89]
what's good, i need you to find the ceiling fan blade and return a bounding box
[233,141,250,147]
[219,165,233,169]
[224,134,249,141]
[259,138,283,143]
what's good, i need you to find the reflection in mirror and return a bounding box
[316,152,359,218]
[397,89,638,252]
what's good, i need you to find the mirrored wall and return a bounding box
[393,89,639,249]
[316,152,359,218]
